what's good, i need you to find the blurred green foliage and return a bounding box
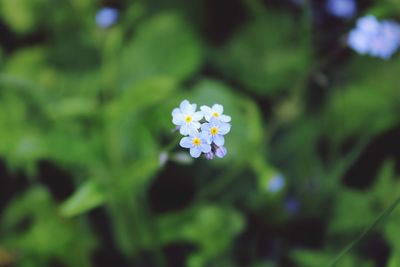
[0,0,400,267]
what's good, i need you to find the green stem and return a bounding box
[329,134,373,186]
[196,164,242,202]
[164,133,181,152]
[327,196,400,267]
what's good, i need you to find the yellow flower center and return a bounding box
[185,115,192,123]
[210,127,219,136]
[212,112,219,117]
[192,137,201,146]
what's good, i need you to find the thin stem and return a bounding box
[164,133,181,152]
[329,134,374,185]
[196,164,242,202]
[327,196,400,267]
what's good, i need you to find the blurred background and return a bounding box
[1,0,400,266]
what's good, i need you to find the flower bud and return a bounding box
[205,152,214,160]
[214,146,227,158]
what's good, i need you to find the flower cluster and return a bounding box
[172,100,231,159]
[348,15,400,59]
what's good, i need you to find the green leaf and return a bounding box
[0,0,48,33]
[104,76,176,164]
[59,180,105,217]
[324,84,398,143]
[291,250,332,267]
[157,205,244,266]
[213,13,310,95]
[329,189,375,234]
[1,186,96,267]
[388,251,400,267]
[291,249,373,267]
[106,76,178,118]
[120,12,202,87]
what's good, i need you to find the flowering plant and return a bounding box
[172,100,231,159]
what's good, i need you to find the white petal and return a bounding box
[187,124,200,136]
[190,147,202,158]
[179,99,190,109]
[181,101,196,114]
[218,123,231,135]
[201,122,211,132]
[209,117,220,126]
[192,111,203,121]
[200,105,212,121]
[179,124,190,135]
[201,132,212,144]
[219,114,231,123]
[200,143,211,153]
[200,105,212,113]
[191,121,201,130]
[188,103,197,114]
[212,104,223,114]
[213,135,225,146]
[172,108,180,116]
[179,137,192,148]
[172,113,184,125]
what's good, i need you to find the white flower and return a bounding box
[200,104,231,123]
[179,132,211,158]
[201,118,231,146]
[172,100,203,136]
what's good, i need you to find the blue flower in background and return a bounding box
[96,7,119,28]
[348,15,400,59]
[369,21,400,59]
[267,174,285,192]
[326,0,356,19]
[356,15,380,33]
[348,27,371,54]
[201,118,231,146]
[285,197,300,214]
[179,132,211,158]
